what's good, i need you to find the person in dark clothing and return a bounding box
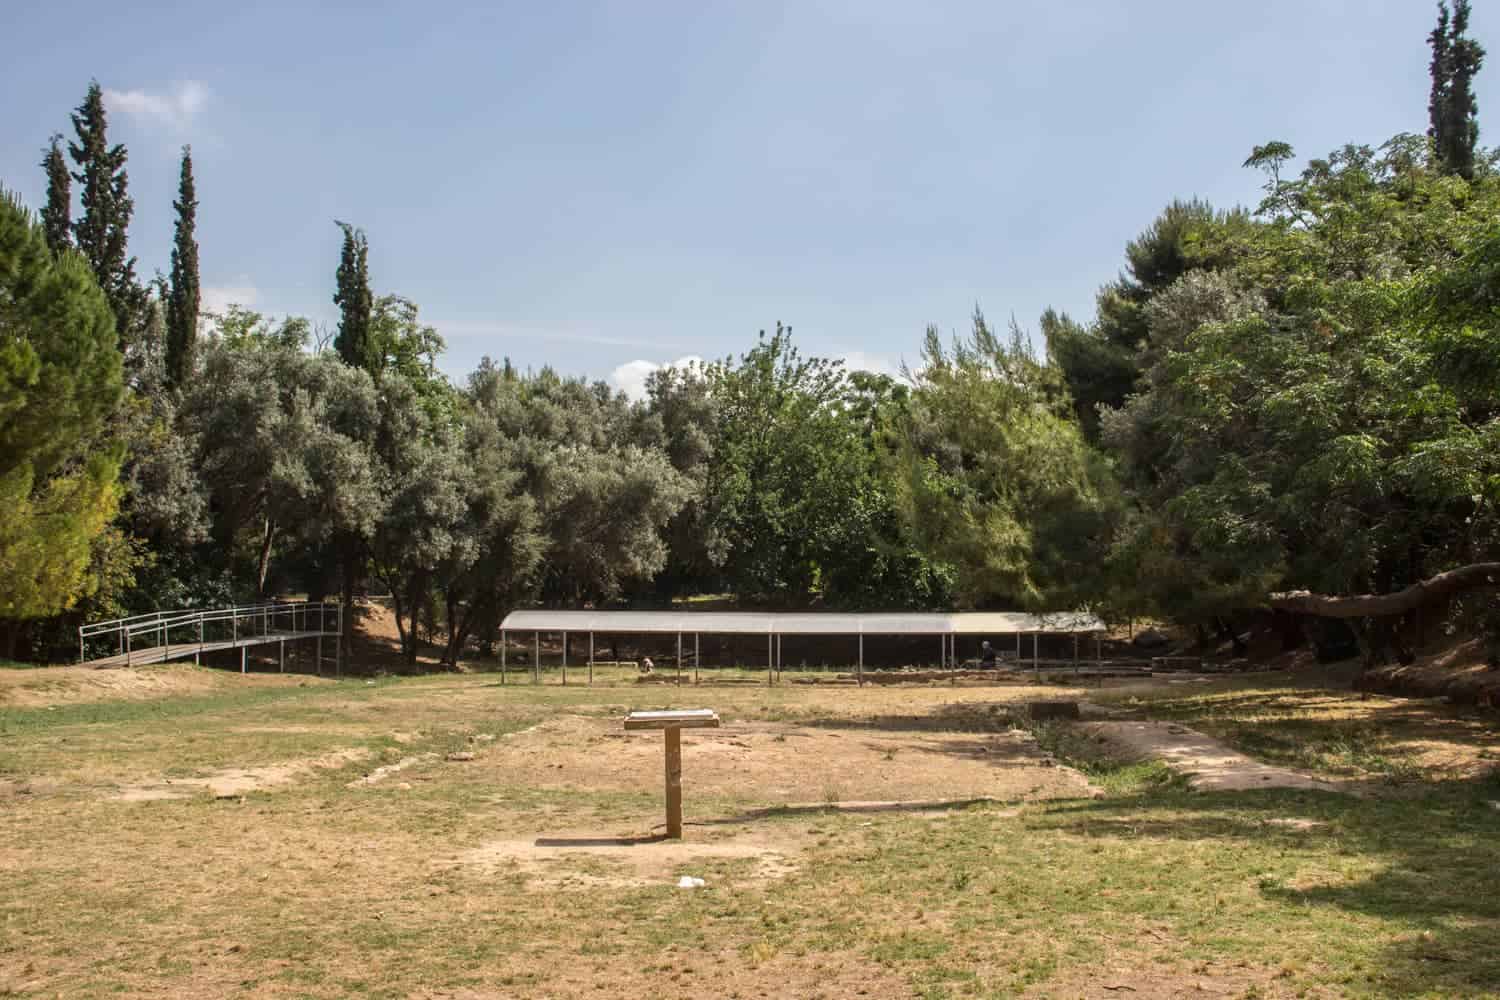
[979,640,997,669]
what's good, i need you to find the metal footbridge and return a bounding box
[78,601,343,674]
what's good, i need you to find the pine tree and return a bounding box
[333,221,374,373]
[165,146,200,389]
[39,135,71,253]
[68,80,139,347]
[1428,0,1486,180]
[0,189,125,641]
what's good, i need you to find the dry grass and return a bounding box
[2,662,1498,998]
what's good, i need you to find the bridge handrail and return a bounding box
[79,601,341,645]
[78,601,319,637]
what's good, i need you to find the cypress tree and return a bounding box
[68,80,139,347]
[1428,0,1486,180]
[165,146,200,388]
[40,135,71,253]
[333,221,374,373]
[1429,2,1451,156]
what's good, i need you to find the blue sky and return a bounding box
[4,1,1490,396]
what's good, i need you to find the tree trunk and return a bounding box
[404,571,428,668]
[340,537,358,672]
[256,518,277,598]
[390,586,409,662]
[1270,563,1500,618]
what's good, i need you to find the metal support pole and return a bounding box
[126,627,132,667]
[561,630,567,686]
[588,631,594,685]
[1074,634,1079,674]
[534,632,540,684]
[79,631,84,666]
[1097,633,1102,666]
[776,633,782,680]
[694,633,700,684]
[1033,632,1039,678]
[677,633,683,686]
[197,618,203,665]
[768,633,774,685]
[241,646,247,674]
[280,639,286,673]
[857,633,864,686]
[500,629,507,685]
[317,634,323,677]
[336,603,343,678]
[161,620,167,662]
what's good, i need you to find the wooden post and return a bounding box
[664,728,683,838]
[500,629,507,685]
[857,633,864,686]
[588,631,594,685]
[534,632,541,684]
[677,633,683,686]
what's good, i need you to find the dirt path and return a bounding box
[1084,721,1345,793]
[112,748,371,800]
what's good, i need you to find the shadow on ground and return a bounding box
[1034,776,1500,997]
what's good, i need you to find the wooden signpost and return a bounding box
[623,709,721,839]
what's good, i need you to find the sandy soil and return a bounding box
[1082,721,1346,793]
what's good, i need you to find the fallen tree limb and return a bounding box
[1270,563,1500,618]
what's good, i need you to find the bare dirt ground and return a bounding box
[0,661,320,707]
[1364,637,1500,708]
[483,713,1092,810]
[113,748,372,800]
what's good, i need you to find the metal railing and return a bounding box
[78,601,342,668]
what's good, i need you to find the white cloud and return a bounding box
[200,282,259,317]
[610,355,704,401]
[839,350,902,378]
[104,81,210,129]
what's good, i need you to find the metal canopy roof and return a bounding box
[498,610,1104,635]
